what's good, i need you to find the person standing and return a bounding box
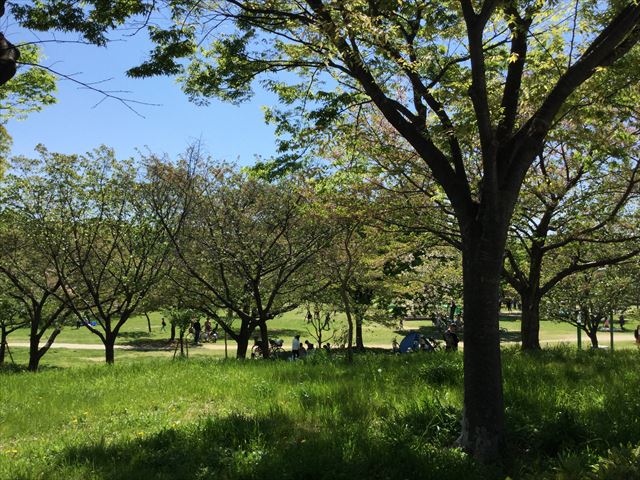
[292,335,301,359]
[160,317,167,332]
[449,300,456,322]
[192,318,201,344]
[204,318,212,341]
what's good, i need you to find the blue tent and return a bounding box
[399,332,421,353]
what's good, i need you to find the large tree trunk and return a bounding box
[258,319,270,358]
[235,317,255,359]
[236,336,249,359]
[587,329,599,348]
[457,217,506,461]
[170,321,176,341]
[520,291,542,350]
[28,325,41,372]
[104,333,116,364]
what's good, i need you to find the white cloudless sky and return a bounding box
[5,28,279,165]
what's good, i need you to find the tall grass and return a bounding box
[1,347,639,479]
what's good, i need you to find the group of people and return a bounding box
[159,317,219,344]
[500,297,521,312]
[291,335,325,359]
[393,323,460,354]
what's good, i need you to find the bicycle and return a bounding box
[251,338,285,359]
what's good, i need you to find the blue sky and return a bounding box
[5,28,279,165]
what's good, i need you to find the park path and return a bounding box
[7,341,230,351]
[9,332,637,352]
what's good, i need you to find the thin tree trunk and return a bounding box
[340,288,354,363]
[520,292,542,350]
[355,312,364,351]
[0,327,6,364]
[457,221,505,461]
[144,312,152,333]
[170,322,176,341]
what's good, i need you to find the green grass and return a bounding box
[1,348,640,479]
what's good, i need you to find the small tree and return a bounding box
[148,145,335,358]
[165,307,196,358]
[303,302,337,349]
[0,176,71,371]
[542,264,635,348]
[8,147,171,364]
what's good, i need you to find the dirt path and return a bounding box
[9,332,637,352]
[7,342,230,351]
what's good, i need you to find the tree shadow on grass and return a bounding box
[118,331,153,340]
[55,410,492,480]
[400,324,521,345]
[120,338,175,351]
[264,327,307,339]
[500,313,521,322]
[498,330,521,343]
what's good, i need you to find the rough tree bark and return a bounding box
[0,326,7,364]
[354,311,365,351]
[104,332,117,364]
[520,291,542,350]
[456,205,508,458]
[28,326,61,372]
[0,0,20,86]
[258,319,270,359]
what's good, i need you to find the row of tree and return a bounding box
[1,137,638,369]
[0,143,435,368]
[4,0,640,461]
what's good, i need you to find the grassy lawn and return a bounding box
[1,348,640,479]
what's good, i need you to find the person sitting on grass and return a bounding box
[444,324,459,352]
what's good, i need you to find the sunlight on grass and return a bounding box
[1,347,639,479]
